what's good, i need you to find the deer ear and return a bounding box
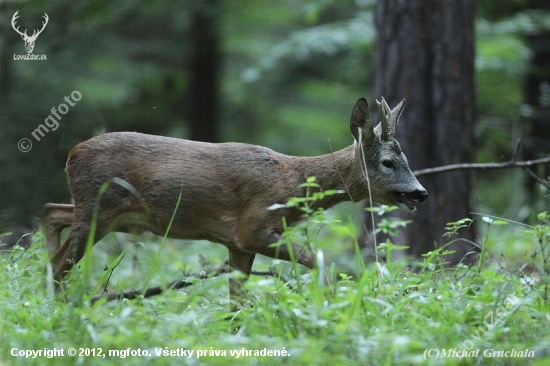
[350,98,376,143]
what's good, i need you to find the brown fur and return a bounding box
[44,98,427,309]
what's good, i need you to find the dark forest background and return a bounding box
[0,0,548,261]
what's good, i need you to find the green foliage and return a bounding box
[2,0,549,227]
[269,176,344,214]
[444,218,474,238]
[2,0,550,360]
[366,205,412,237]
[477,0,528,21]
[3,186,550,364]
[474,6,550,220]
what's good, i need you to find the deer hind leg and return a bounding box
[42,203,75,257]
[50,207,114,285]
[50,223,90,283]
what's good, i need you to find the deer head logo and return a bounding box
[11,11,49,54]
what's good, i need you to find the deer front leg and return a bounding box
[250,230,316,269]
[227,248,256,312]
[42,203,74,257]
[226,232,316,312]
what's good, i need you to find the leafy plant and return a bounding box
[2,191,550,364]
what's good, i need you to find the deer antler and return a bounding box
[30,13,49,40]
[11,11,49,53]
[11,11,48,40]
[376,97,396,141]
[11,11,28,38]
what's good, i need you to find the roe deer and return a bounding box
[44,97,427,308]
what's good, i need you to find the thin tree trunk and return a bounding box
[524,0,550,202]
[0,2,11,95]
[189,0,220,143]
[370,0,477,263]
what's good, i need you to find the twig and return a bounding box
[102,254,125,296]
[91,260,229,305]
[356,129,379,263]
[523,167,550,189]
[5,233,33,264]
[414,156,550,177]
[90,261,297,304]
[328,139,378,261]
[250,268,296,292]
[511,139,522,162]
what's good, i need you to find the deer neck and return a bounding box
[299,144,367,209]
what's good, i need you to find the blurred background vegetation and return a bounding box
[0,0,548,259]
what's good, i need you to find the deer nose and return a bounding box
[407,189,428,203]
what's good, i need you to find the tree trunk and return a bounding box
[370,0,477,264]
[0,2,11,95]
[189,0,220,143]
[524,0,550,203]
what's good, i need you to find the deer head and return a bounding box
[350,97,427,211]
[11,11,49,54]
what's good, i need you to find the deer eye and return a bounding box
[382,160,394,169]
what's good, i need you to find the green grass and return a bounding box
[1,207,550,365]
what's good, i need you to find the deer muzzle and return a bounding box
[394,189,428,212]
